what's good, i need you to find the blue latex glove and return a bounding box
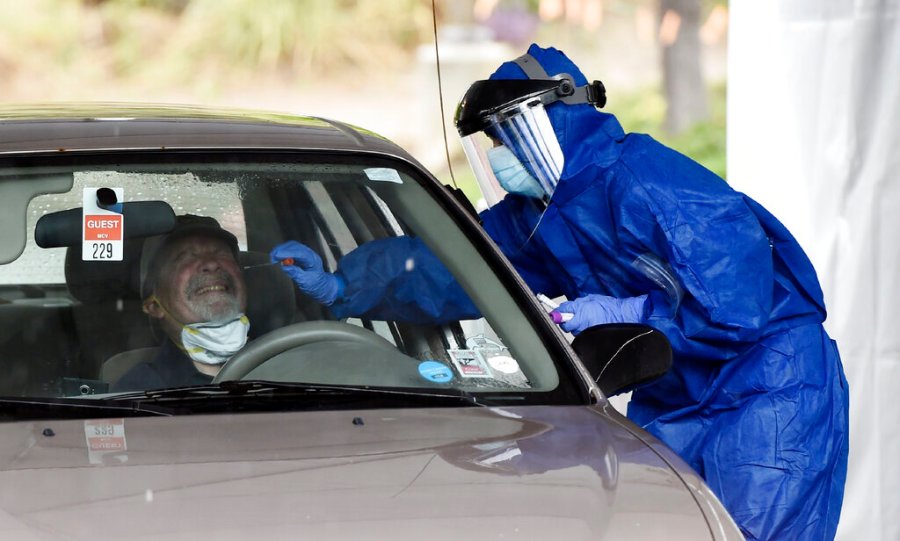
[270,241,345,305]
[557,294,649,335]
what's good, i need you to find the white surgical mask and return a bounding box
[180,315,250,365]
[486,145,546,199]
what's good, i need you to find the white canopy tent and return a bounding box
[728,1,900,538]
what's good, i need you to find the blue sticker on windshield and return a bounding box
[418,361,454,383]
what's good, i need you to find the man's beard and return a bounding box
[184,271,243,323]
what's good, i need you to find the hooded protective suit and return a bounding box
[305,45,849,540]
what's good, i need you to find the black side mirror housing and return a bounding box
[571,323,672,397]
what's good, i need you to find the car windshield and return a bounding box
[0,151,585,417]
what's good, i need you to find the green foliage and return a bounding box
[92,2,172,76]
[162,0,433,77]
[0,0,435,91]
[0,1,83,67]
[93,0,187,11]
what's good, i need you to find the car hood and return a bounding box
[0,405,728,540]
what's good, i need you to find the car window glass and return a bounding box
[0,156,580,407]
[0,173,247,285]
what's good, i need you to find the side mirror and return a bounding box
[571,323,672,397]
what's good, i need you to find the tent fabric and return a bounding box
[728,2,900,539]
[331,43,849,539]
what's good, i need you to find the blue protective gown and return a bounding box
[329,45,849,540]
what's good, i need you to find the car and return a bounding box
[0,104,742,540]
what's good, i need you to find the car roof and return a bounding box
[0,103,414,160]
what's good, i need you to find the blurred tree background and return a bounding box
[0,0,727,195]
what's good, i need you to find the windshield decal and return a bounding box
[487,355,520,375]
[363,167,403,184]
[417,360,454,383]
[448,349,492,378]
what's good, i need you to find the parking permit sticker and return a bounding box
[84,418,127,465]
[83,187,124,261]
[448,349,492,378]
[418,360,454,383]
[363,168,403,184]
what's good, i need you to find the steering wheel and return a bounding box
[213,321,399,383]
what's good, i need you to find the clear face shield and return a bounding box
[455,69,605,211]
[459,99,564,209]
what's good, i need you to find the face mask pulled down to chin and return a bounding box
[180,315,250,365]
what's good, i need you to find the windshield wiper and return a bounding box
[107,380,488,412]
[0,383,490,422]
[0,396,172,421]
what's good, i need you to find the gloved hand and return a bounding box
[557,294,649,335]
[270,241,345,305]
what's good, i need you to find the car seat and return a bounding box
[0,301,80,397]
[65,240,158,381]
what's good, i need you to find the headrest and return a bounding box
[65,240,144,303]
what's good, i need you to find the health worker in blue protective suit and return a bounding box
[270,44,849,540]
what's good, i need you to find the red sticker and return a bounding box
[84,215,123,241]
[85,419,126,452]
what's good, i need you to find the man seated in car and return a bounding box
[112,215,249,391]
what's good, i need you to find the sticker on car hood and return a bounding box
[84,418,127,465]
